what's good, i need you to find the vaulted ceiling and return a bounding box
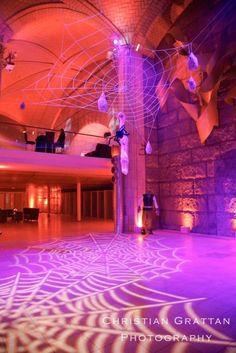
[0,0,227,135]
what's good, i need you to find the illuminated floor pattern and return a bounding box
[1,224,236,353]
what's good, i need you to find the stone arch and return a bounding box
[67,121,110,156]
[76,111,110,132]
[55,109,110,154]
[0,2,118,130]
[54,109,110,132]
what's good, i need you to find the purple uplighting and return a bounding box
[0,1,236,352]
[0,221,236,353]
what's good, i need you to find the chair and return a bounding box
[13,211,23,223]
[24,132,35,151]
[35,135,46,152]
[0,210,7,223]
[54,129,65,153]
[23,208,39,221]
[45,131,55,153]
[5,209,14,217]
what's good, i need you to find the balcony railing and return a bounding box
[0,120,111,158]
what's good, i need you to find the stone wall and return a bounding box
[156,92,236,236]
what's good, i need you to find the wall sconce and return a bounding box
[136,211,143,228]
[181,212,193,233]
[180,225,190,234]
[232,217,236,237]
[0,42,16,72]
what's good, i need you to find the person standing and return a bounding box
[54,128,65,152]
[138,192,159,235]
[56,128,65,148]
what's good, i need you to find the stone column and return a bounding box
[47,185,51,217]
[118,46,146,233]
[26,184,36,208]
[113,155,123,234]
[77,182,81,221]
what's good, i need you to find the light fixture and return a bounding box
[5,61,15,72]
[0,42,16,72]
[113,38,126,46]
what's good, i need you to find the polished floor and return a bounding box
[0,215,236,353]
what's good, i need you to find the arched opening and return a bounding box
[67,122,109,156]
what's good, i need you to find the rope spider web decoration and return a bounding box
[24,14,185,145]
[1,233,235,353]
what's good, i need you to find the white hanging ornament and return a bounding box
[109,116,119,133]
[145,141,152,155]
[187,52,199,71]
[118,112,129,175]
[97,92,108,112]
[187,76,197,92]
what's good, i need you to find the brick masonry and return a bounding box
[144,0,236,237]
[155,96,236,237]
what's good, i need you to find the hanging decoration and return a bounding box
[155,0,236,144]
[24,6,235,148]
[117,112,129,175]
[24,14,185,150]
[145,141,152,155]
[20,101,26,110]
[108,109,119,133]
[187,52,199,71]
[97,92,108,112]
[187,76,197,92]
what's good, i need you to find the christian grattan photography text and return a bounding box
[102,315,232,343]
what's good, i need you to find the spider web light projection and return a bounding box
[24,14,182,141]
[1,233,235,353]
